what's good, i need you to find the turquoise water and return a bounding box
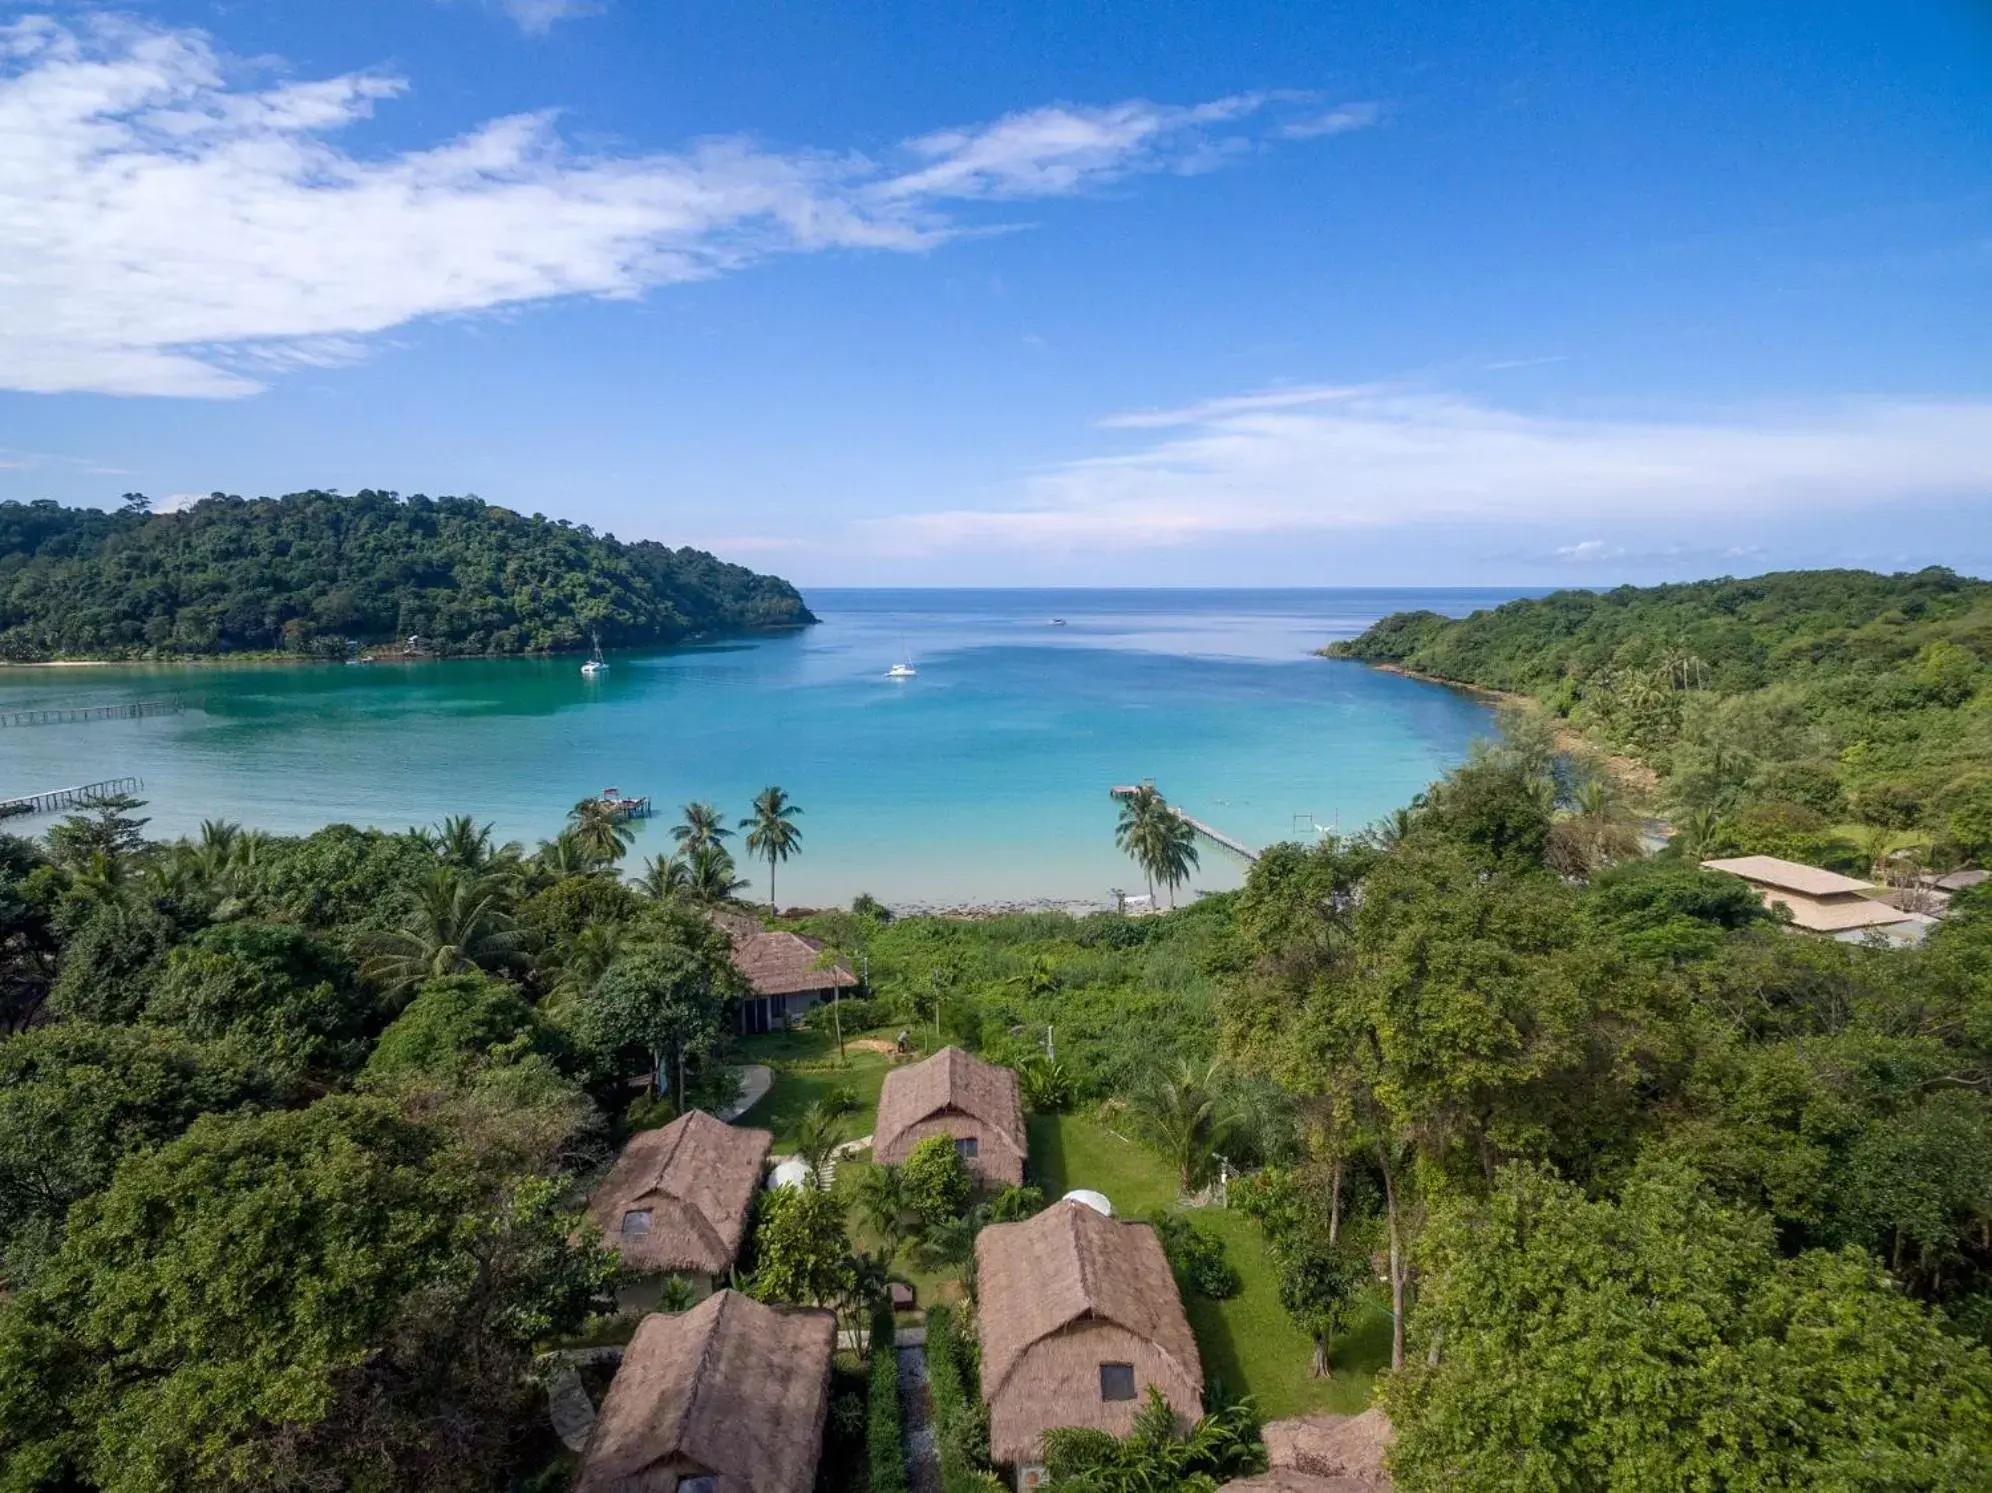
[0,589,1523,909]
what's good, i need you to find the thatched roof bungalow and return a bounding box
[1223,1411,1394,1491]
[874,1045,1027,1187]
[728,927,859,1036]
[587,1109,772,1279]
[574,1289,835,1493]
[975,1199,1203,1464]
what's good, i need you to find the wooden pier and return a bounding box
[0,776,145,821]
[0,698,191,729]
[1110,782,1261,863]
[595,788,652,821]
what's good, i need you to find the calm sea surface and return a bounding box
[0,589,1531,909]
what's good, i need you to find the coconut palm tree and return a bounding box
[433,814,499,871]
[1114,785,1165,904]
[742,786,803,912]
[853,1163,911,1263]
[793,1101,844,1190]
[670,801,733,854]
[1151,807,1200,909]
[543,920,624,1016]
[534,831,599,879]
[568,797,635,866]
[634,853,686,901]
[1134,1058,1235,1194]
[362,866,525,995]
[682,843,750,904]
[1365,805,1420,851]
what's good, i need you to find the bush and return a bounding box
[1147,1210,1241,1300]
[803,997,884,1033]
[867,1301,908,1493]
[925,1304,997,1493]
[902,1134,973,1226]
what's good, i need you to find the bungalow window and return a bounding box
[621,1209,653,1236]
[680,1478,716,1493]
[1099,1363,1136,1402]
[955,1136,980,1160]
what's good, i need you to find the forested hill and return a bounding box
[0,491,815,660]
[1329,567,1992,863]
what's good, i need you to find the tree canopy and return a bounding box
[0,491,814,660]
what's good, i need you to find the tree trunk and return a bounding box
[1311,1335,1331,1378]
[768,857,776,914]
[1328,1153,1343,1245]
[1378,1141,1406,1372]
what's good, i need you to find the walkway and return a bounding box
[898,1342,940,1493]
[720,1063,772,1121]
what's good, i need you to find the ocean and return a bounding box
[0,588,1529,909]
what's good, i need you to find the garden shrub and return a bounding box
[867,1301,908,1493]
[1147,1209,1241,1300]
[925,1304,997,1493]
[902,1134,973,1225]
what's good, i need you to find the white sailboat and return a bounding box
[580,631,608,676]
[885,638,916,679]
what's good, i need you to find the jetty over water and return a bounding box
[1110,783,1260,863]
[1,698,191,729]
[0,776,145,821]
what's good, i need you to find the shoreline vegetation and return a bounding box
[0,490,815,664]
[1329,566,1992,874]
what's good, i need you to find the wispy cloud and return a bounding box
[0,16,1342,398]
[873,388,1992,552]
[1276,102,1381,139]
[492,0,601,35]
[1554,539,1622,561]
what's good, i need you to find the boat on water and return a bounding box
[886,661,917,679]
[580,631,608,676]
[1049,618,1067,626]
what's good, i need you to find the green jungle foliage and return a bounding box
[1330,567,1992,863]
[0,490,814,659]
[2,665,1991,1488]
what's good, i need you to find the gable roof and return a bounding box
[731,929,859,998]
[587,1110,772,1275]
[574,1291,835,1493]
[875,1046,1027,1162]
[975,1200,1201,1400]
[1701,855,1874,898]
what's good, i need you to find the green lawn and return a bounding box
[1029,1113,1388,1419]
[732,1028,899,1150]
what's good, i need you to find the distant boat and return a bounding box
[886,638,916,679]
[581,632,608,677]
[1049,618,1067,626]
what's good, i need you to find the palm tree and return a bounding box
[634,853,686,901]
[1134,1059,1234,1194]
[534,830,600,879]
[670,801,733,854]
[543,920,624,1016]
[568,797,635,866]
[433,814,498,871]
[1365,805,1419,851]
[682,843,750,904]
[362,866,525,995]
[853,1163,911,1264]
[1114,786,1165,904]
[1151,807,1200,909]
[792,1101,844,1190]
[742,786,803,912]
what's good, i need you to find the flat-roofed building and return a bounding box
[1700,855,1936,945]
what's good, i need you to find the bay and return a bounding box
[0,588,1529,909]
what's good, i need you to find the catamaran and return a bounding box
[886,639,916,679]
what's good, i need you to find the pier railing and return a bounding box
[0,699,191,729]
[0,777,146,821]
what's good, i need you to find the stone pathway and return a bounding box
[720,1064,772,1121]
[537,1345,626,1452]
[897,1343,941,1493]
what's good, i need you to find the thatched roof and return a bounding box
[976,1199,1202,1404]
[731,929,858,997]
[574,1290,835,1493]
[587,1110,771,1276]
[1221,1412,1393,1490]
[874,1046,1027,1164]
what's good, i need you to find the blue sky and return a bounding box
[1,0,1988,585]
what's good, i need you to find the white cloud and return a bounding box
[1554,539,1623,561]
[1276,102,1380,139]
[874,388,1992,552]
[0,16,1331,398]
[493,0,600,35]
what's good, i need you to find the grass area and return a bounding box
[732,1027,901,1150]
[1029,1113,1388,1419]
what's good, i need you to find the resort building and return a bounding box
[587,1110,772,1290]
[1222,1411,1395,1491]
[1701,854,1937,945]
[727,926,860,1036]
[573,1289,835,1493]
[975,1200,1204,1468]
[873,1045,1028,1187]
